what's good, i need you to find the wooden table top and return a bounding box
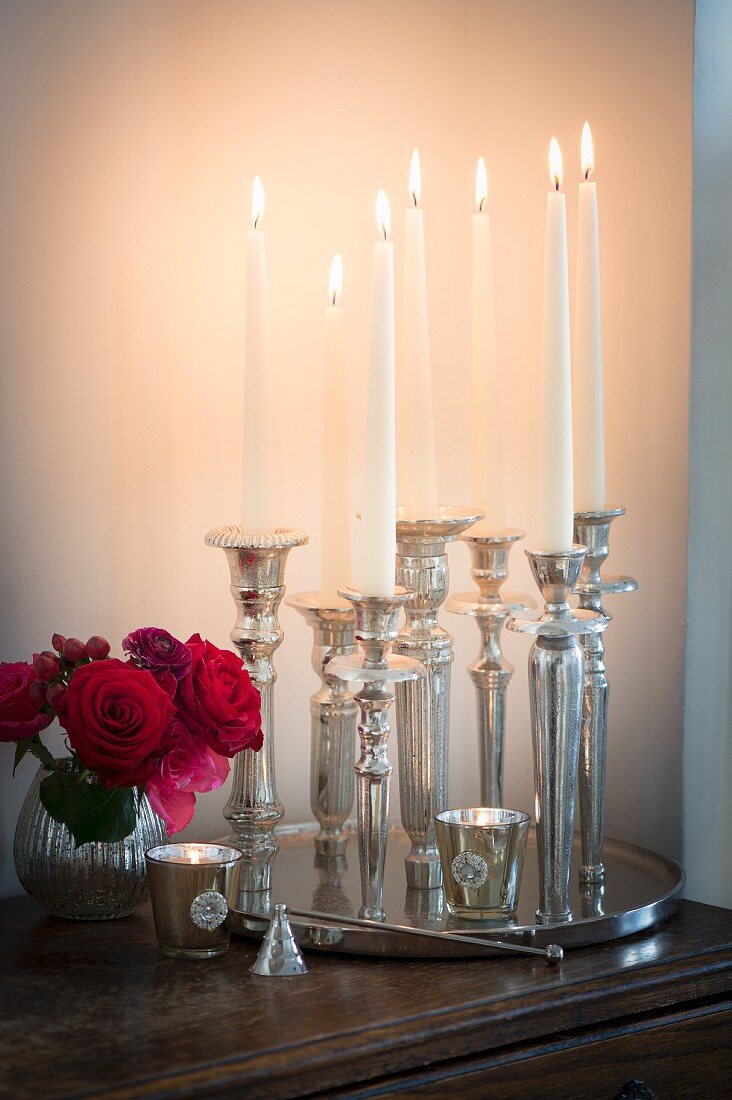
[2,895,732,1099]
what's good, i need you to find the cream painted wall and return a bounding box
[0,0,692,896]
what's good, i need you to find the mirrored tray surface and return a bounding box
[227,824,684,958]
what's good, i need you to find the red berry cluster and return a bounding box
[31,634,111,713]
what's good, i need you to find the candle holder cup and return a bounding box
[507,546,606,923]
[446,529,532,807]
[286,592,357,857]
[573,507,637,884]
[327,585,426,921]
[205,525,308,864]
[394,506,483,890]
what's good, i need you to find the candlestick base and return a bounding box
[507,547,606,924]
[327,586,426,921]
[205,525,308,860]
[395,505,483,890]
[446,528,532,807]
[286,592,357,857]
[573,508,637,884]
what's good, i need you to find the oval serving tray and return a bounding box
[227,823,684,958]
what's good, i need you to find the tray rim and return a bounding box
[226,822,685,957]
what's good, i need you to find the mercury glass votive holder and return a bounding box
[435,808,530,920]
[145,843,243,959]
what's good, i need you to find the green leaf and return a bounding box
[13,740,31,775]
[39,773,137,846]
[27,736,57,770]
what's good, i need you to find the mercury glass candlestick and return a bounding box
[287,592,357,856]
[327,585,426,920]
[205,525,308,864]
[446,529,531,807]
[394,507,483,890]
[573,507,637,884]
[507,547,605,923]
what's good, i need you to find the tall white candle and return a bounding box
[538,139,574,551]
[401,148,438,518]
[359,190,395,597]
[574,122,606,511]
[321,253,351,600]
[471,156,506,533]
[241,176,275,533]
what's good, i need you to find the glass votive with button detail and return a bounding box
[145,843,243,958]
[435,808,530,920]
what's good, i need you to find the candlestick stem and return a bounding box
[573,508,637,884]
[287,594,357,856]
[328,586,424,920]
[446,529,530,807]
[507,547,606,923]
[394,507,482,889]
[205,526,308,862]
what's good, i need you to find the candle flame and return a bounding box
[328,253,343,305]
[581,121,594,180]
[409,148,421,207]
[375,189,391,240]
[475,156,488,211]
[190,848,200,865]
[549,138,563,191]
[251,175,265,229]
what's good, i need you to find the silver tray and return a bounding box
[227,823,684,958]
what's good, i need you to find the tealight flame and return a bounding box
[190,848,200,865]
[409,148,421,207]
[581,121,594,180]
[375,189,391,240]
[549,138,563,191]
[251,175,265,229]
[328,252,343,305]
[475,156,488,211]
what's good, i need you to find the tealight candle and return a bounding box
[145,843,243,959]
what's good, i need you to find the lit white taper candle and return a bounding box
[471,156,506,533]
[321,253,351,600]
[574,122,606,511]
[241,176,275,533]
[359,190,396,597]
[538,139,574,551]
[401,148,438,518]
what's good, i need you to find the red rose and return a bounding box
[61,659,175,786]
[0,662,51,742]
[176,634,262,757]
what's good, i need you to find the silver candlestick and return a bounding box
[327,585,426,920]
[205,525,308,866]
[394,506,483,890]
[507,547,606,924]
[446,529,531,807]
[287,593,357,857]
[573,507,637,884]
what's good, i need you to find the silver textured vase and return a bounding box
[13,760,167,920]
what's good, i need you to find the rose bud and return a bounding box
[62,638,88,663]
[51,633,66,654]
[86,636,111,660]
[29,680,48,705]
[46,681,67,711]
[34,651,59,682]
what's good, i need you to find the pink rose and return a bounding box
[0,662,52,742]
[146,720,229,834]
[175,634,262,758]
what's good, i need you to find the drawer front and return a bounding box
[336,1005,732,1099]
